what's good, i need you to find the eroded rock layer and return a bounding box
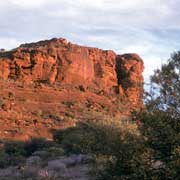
[0,38,144,140]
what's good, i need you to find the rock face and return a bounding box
[0,38,143,104]
[0,38,144,140]
[0,39,117,89]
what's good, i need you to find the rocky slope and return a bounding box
[0,38,144,140]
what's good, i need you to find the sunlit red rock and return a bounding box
[0,38,144,140]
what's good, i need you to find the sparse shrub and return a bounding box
[62,101,74,108]
[47,147,65,157]
[33,109,43,118]
[48,114,64,123]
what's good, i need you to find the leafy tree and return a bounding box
[141,51,180,179]
[149,51,180,118]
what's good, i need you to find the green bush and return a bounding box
[53,119,154,179]
[2,138,53,158]
[47,147,65,157]
[5,141,26,156]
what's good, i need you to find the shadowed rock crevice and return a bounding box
[115,54,144,104]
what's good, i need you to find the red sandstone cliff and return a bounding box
[0,38,144,140]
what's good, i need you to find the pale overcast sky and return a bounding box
[1,0,180,82]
